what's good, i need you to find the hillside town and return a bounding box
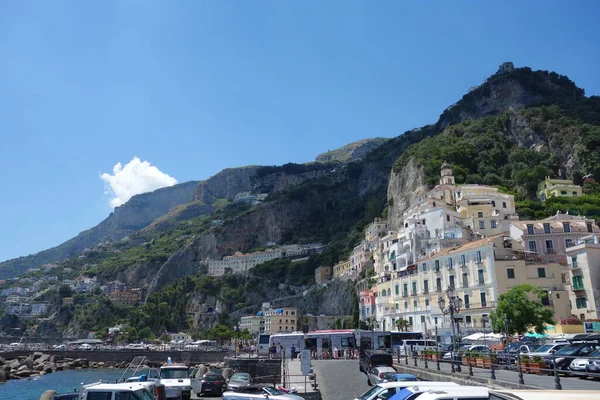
[307,164,600,338]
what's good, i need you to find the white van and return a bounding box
[398,340,438,355]
[393,386,489,400]
[355,381,459,400]
[405,387,489,400]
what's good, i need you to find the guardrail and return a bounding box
[394,348,600,390]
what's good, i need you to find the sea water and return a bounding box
[0,369,126,400]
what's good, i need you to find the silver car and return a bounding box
[223,384,303,400]
[367,366,397,386]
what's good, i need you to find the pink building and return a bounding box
[350,240,371,275]
[359,289,377,321]
[510,215,599,264]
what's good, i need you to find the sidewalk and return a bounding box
[285,357,316,393]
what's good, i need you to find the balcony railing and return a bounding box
[572,262,580,269]
[436,287,442,293]
[423,288,429,294]
[411,291,417,296]
[546,248,556,254]
[402,292,409,297]
[478,280,485,286]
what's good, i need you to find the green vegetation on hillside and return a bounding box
[84,202,253,281]
[394,106,600,200]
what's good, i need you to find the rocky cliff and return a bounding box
[146,195,321,295]
[386,67,593,230]
[193,166,261,203]
[316,138,390,163]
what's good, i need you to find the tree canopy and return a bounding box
[490,284,555,335]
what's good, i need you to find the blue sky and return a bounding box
[1,0,599,263]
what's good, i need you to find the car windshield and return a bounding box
[534,344,553,352]
[203,374,221,382]
[161,368,189,379]
[556,346,583,356]
[263,387,282,395]
[587,349,600,357]
[230,374,250,382]
[359,385,383,400]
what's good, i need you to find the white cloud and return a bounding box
[100,157,178,208]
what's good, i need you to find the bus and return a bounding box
[268,330,356,358]
[257,333,271,356]
[356,330,391,352]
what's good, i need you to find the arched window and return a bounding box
[387,288,391,297]
[381,290,386,297]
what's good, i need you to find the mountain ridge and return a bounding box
[1,63,597,283]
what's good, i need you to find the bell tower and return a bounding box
[440,161,455,185]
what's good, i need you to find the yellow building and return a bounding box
[537,177,582,201]
[333,260,352,278]
[264,307,297,334]
[455,185,518,237]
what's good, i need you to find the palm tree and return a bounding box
[396,318,410,332]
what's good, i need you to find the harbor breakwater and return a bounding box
[0,350,227,382]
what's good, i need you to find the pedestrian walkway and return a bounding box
[284,357,316,393]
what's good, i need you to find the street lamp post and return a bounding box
[234,323,240,358]
[438,287,463,374]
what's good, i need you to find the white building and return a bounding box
[565,235,600,320]
[31,302,49,316]
[240,315,265,335]
[1,287,26,296]
[5,302,30,315]
[168,332,191,343]
[208,249,282,276]
[62,279,76,288]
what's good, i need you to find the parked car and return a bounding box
[52,394,79,400]
[397,340,438,356]
[201,373,227,395]
[367,366,397,386]
[390,386,488,400]
[355,381,460,400]
[227,373,252,390]
[80,383,156,400]
[544,344,600,374]
[223,384,303,400]
[497,342,540,366]
[527,343,568,358]
[359,350,394,374]
[569,349,600,376]
[442,345,489,362]
[584,356,600,378]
